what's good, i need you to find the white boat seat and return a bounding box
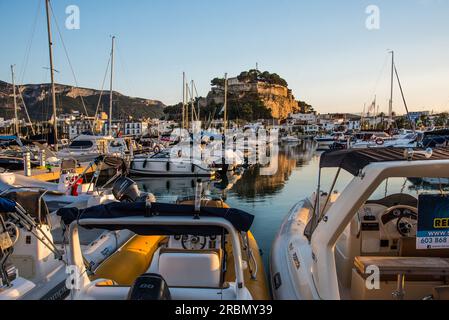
[354,256,449,281]
[156,249,222,288]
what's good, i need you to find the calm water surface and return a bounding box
[134,141,421,266]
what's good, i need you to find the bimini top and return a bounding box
[320,147,449,176]
[94,155,129,175]
[57,201,254,236]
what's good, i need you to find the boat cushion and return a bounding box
[92,235,165,285]
[158,249,221,288]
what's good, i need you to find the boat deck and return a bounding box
[11,163,97,182]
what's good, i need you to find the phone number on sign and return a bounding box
[417,236,448,249]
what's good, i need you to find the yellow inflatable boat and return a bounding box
[78,199,270,300]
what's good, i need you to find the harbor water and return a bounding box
[133,140,421,267]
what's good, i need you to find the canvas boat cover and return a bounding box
[57,201,254,236]
[320,147,449,176]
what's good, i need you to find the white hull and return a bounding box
[270,198,320,300]
[130,158,214,177]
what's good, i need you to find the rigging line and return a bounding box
[368,53,389,104]
[48,1,92,128]
[19,0,42,84]
[94,56,112,123]
[116,45,135,99]
[393,63,414,131]
[17,87,36,135]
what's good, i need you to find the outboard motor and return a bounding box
[127,273,171,300]
[112,177,141,202]
[112,177,156,203]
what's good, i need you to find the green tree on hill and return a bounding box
[237,69,288,87]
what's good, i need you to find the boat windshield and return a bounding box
[151,152,170,159]
[69,140,94,149]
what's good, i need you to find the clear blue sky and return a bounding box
[1,0,448,114]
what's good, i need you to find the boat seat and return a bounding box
[91,235,165,286]
[399,237,449,258]
[156,248,222,288]
[354,256,449,278]
[351,256,449,300]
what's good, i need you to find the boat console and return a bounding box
[335,193,449,300]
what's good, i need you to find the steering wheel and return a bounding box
[181,235,207,250]
[381,205,418,237]
[4,221,20,246]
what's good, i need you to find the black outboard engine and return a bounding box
[112,177,156,203]
[112,177,141,202]
[127,273,171,300]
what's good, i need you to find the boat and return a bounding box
[130,149,215,177]
[351,131,420,149]
[0,194,71,300]
[56,134,127,163]
[0,155,129,212]
[57,197,270,300]
[281,135,300,143]
[314,132,347,149]
[271,147,449,300]
[0,174,159,300]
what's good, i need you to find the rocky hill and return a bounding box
[0,80,165,121]
[200,70,313,121]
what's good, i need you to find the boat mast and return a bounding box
[388,50,394,130]
[182,72,186,130]
[191,80,195,124]
[109,36,115,137]
[10,65,20,136]
[45,0,58,150]
[223,73,228,132]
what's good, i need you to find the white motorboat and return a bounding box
[271,147,449,300]
[281,135,300,143]
[57,135,129,163]
[351,131,421,149]
[314,132,346,149]
[0,175,159,300]
[130,149,215,177]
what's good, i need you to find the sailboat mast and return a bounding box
[388,50,394,129]
[45,0,58,150]
[109,36,115,136]
[182,72,186,130]
[223,73,228,131]
[191,80,195,123]
[11,65,20,136]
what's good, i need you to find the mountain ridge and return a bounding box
[0,80,166,121]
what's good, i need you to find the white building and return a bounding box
[301,124,320,134]
[123,121,149,136]
[289,113,317,123]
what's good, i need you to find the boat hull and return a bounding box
[130,158,214,177]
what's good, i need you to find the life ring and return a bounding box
[153,145,161,154]
[375,138,385,146]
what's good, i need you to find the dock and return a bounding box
[13,163,98,182]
